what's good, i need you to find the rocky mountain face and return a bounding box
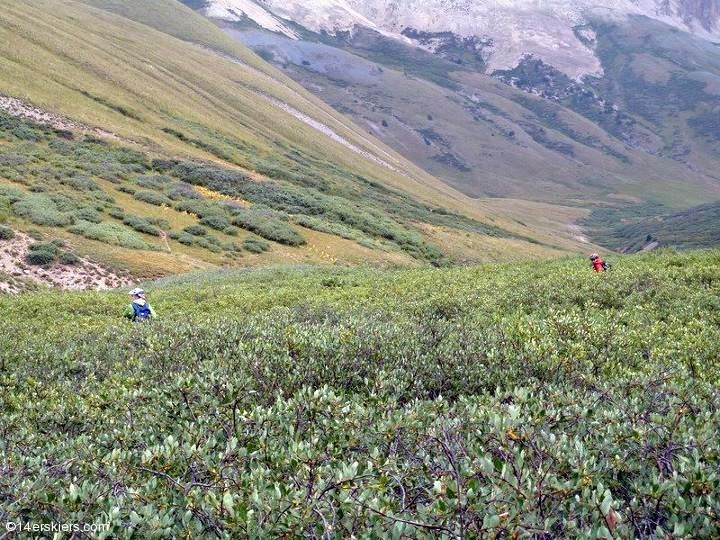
[202,0,720,77]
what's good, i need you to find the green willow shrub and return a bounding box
[74,207,103,223]
[107,206,125,219]
[221,240,243,252]
[231,209,306,246]
[199,214,231,231]
[133,190,172,207]
[122,214,161,236]
[0,185,24,203]
[68,221,156,249]
[1,251,719,538]
[167,182,201,200]
[197,237,222,252]
[147,217,171,230]
[169,231,195,245]
[242,235,270,253]
[174,199,220,218]
[59,251,81,265]
[115,185,136,195]
[59,174,101,192]
[30,241,61,254]
[135,174,172,190]
[294,214,370,243]
[12,194,75,227]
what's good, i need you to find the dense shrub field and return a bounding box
[1,251,718,538]
[0,110,527,265]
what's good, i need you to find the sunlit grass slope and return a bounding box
[0,0,589,278]
[2,250,718,537]
[0,0,534,219]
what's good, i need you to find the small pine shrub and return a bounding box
[134,190,172,207]
[59,251,81,265]
[25,250,55,266]
[0,225,14,240]
[242,236,270,253]
[74,207,103,224]
[183,225,207,236]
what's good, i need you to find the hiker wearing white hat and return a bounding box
[124,287,157,322]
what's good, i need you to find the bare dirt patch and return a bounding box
[0,94,119,140]
[0,230,132,294]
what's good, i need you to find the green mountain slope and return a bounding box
[0,0,586,286]
[215,17,720,248]
[582,201,720,252]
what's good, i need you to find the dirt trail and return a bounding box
[159,231,172,253]
[0,231,132,294]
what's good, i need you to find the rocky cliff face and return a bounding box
[673,0,720,31]
[203,0,720,77]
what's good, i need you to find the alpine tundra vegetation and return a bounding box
[2,252,719,537]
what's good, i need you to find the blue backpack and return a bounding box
[131,301,152,321]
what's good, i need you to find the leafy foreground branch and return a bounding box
[0,251,719,538]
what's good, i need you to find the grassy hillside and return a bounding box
[0,0,586,285]
[216,17,720,256]
[587,15,720,171]
[1,250,718,537]
[223,24,720,207]
[582,201,720,252]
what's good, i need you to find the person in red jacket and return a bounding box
[589,253,606,272]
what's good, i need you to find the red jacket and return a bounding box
[592,258,605,272]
